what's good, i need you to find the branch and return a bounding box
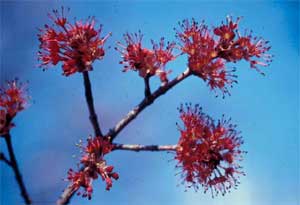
[57,184,77,205]
[57,71,105,205]
[0,152,12,166]
[57,143,177,205]
[112,143,178,152]
[108,68,191,140]
[82,71,103,137]
[57,68,191,204]
[3,133,31,204]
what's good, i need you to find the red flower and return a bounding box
[176,17,272,95]
[67,169,93,200]
[0,79,28,135]
[116,31,176,83]
[176,19,236,96]
[67,136,118,199]
[84,135,113,155]
[38,7,111,76]
[234,35,272,72]
[175,104,245,197]
[214,16,272,74]
[213,16,240,42]
[176,18,214,57]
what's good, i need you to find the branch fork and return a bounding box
[57,68,191,204]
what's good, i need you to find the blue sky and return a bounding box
[0,1,299,205]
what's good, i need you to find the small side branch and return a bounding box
[57,143,177,204]
[82,71,103,137]
[4,133,31,204]
[113,143,178,152]
[0,152,12,166]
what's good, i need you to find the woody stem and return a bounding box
[112,143,178,152]
[144,75,151,98]
[57,68,191,205]
[3,133,31,204]
[82,71,103,137]
[0,152,12,166]
[108,68,191,141]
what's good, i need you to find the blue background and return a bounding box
[0,1,299,205]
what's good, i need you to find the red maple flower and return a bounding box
[176,19,237,96]
[214,16,272,74]
[67,136,118,199]
[67,169,93,199]
[213,16,240,42]
[176,17,272,95]
[0,79,29,135]
[175,104,245,197]
[116,31,176,83]
[38,7,111,76]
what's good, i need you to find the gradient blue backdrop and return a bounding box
[0,1,299,205]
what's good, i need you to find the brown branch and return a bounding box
[0,152,12,166]
[82,71,103,137]
[56,71,104,205]
[57,184,77,205]
[3,133,31,204]
[57,143,178,205]
[108,68,191,141]
[112,143,178,152]
[57,68,191,204]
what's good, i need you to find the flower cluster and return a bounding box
[116,31,176,83]
[0,80,28,135]
[214,17,272,72]
[176,17,271,95]
[67,136,119,199]
[175,104,245,197]
[38,7,111,76]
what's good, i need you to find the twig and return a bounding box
[3,133,31,204]
[0,152,12,166]
[57,71,103,205]
[144,75,151,98]
[57,184,77,205]
[56,143,177,204]
[57,68,191,204]
[112,143,178,152]
[108,68,191,140]
[82,71,103,137]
